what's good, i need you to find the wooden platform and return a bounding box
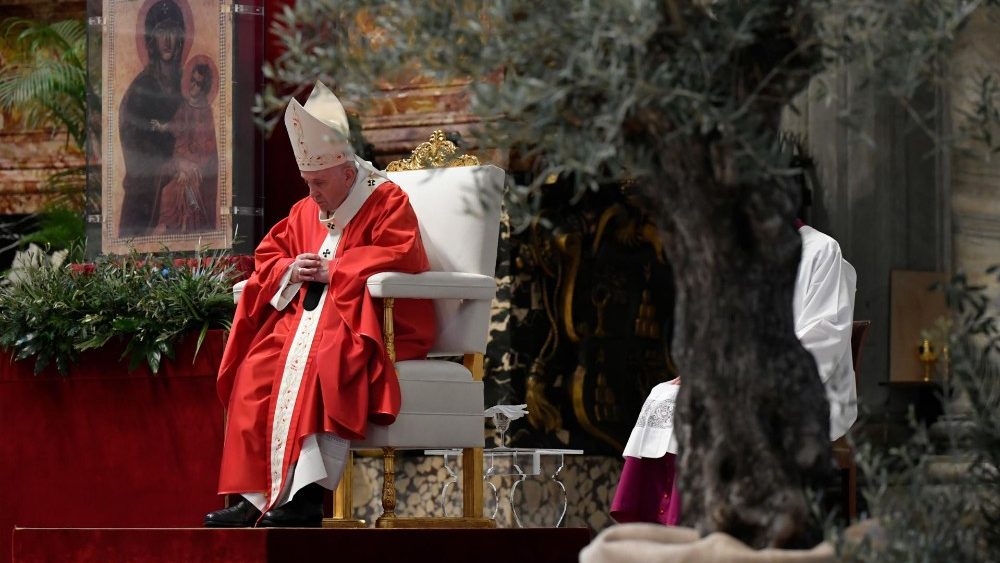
[12,527,592,563]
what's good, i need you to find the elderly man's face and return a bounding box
[301,162,357,211]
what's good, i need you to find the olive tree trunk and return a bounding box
[651,141,832,549]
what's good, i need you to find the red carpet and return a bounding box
[0,331,228,563]
[12,527,592,563]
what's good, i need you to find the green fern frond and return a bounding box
[4,18,84,56]
[0,18,87,150]
[49,20,86,49]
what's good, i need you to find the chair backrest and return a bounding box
[386,165,505,356]
[850,320,872,388]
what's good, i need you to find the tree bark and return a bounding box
[625,1,832,548]
[650,139,831,549]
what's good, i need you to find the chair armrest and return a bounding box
[366,271,496,300]
[232,279,248,304]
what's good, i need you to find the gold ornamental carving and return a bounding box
[383,297,396,363]
[385,130,480,171]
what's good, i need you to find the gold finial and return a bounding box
[917,338,937,382]
[385,130,480,171]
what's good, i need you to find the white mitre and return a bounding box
[284,80,352,172]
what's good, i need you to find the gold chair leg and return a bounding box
[375,446,398,527]
[462,447,484,518]
[323,451,366,528]
[463,353,486,519]
[334,451,353,519]
[368,332,493,528]
[376,444,493,528]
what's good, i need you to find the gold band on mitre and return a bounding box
[284,81,353,172]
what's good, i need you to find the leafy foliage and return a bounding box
[0,18,91,256]
[257,1,1000,216]
[835,270,1000,561]
[0,18,87,150]
[4,207,86,261]
[0,249,239,375]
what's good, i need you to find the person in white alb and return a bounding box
[611,220,858,525]
[794,220,858,441]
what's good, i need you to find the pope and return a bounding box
[204,82,436,528]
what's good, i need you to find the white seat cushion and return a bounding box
[352,360,485,449]
[394,359,473,382]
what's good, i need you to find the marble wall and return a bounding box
[0,130,84,215]
[949,7,1000,293]
[347,454,623,531]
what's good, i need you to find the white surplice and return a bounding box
[622,225,859,459]
[794,225,857,441]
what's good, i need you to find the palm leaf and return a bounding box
[193,322,209,364]
[0,18,87,150]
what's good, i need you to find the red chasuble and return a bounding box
[216,181,435,501]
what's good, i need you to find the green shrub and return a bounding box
[836,269,1000,562]
[0,249,239,375]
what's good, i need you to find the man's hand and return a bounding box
[290,253,330,283]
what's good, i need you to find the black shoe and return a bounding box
[258,483,324,528]
[204,499,262,528]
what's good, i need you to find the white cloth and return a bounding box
[622,225,858,459]
[622,382,679,458]
[269,267,300,311]
[484,404,529,420]
[243,434,349,512]
[794,225,857,440]
[580,524,836,563]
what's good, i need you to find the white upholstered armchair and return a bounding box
[333,140,503,528]
[233,134,502,528]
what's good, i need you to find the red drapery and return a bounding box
[0,330,227,563]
